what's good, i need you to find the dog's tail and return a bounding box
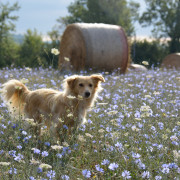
[2,79,30,112]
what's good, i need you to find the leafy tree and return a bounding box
[58,0,140,35]
[0,2,20,67]
[139,0,180,53]
[18,29,46,67]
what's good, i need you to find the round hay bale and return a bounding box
[128,64,147,72]
[58,23,129,73]
[161,53,180,69]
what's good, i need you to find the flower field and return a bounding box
[0,67,179,179]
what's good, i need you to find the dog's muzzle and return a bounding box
[84,91,90,98]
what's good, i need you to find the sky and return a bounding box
[1,0,153,38]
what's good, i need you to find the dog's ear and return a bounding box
[91,74,105,83]
[66,75,78,89]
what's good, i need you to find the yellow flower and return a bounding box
[140,105,151,112]
[97,103,108,105]
[163,113,167,117]
[111,132,121,139]
[77,95,83,100]
[0,162,11,166]
[51,145,63,150]
[153,91,160,95]
[141,112,151,118]
[124,144,129,148]
[146,75,152,78]
[142,61,149,65]
[77,135,86,142]
[98,129,105,133]
[83,151,89,156]
[51,48,60,55]
[62,142,69,147]
[124,132,129,136]
[120,104,126,107]
[58,118,64,123]
[67,95,76,99]
[20,78,29,84]
[25,67,32,71]
[128,84,133,87]
[135,118,141,121]
[107,111,118,115]
[67,113,73,118]
[131,125,140,132]
[145,95,151,98]
[173,150,180,162]
[15,86,22,90]
[25,118,37,126]
[39,163,52,169]
[0,89,5,94]
[64,57,70,61]
[162,134,168,140]
[85,133,93,138]
[30,159,40,165]
[170,100,176,104]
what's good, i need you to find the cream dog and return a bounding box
[2,74,105,138]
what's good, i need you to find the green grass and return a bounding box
[0,67,179,179]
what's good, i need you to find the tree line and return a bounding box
[0,0,179,69]
[0,2,59,68]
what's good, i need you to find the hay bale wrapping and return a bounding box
[58,23,129,73]
[161,53,180,69]
[128,64,147,72]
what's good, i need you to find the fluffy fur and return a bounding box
[2,74,105,138]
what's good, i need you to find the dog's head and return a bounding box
[65,74,105,99]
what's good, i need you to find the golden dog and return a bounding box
[2,74,105,138]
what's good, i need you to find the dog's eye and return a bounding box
[79,83,84,87]
[89,84,93,87]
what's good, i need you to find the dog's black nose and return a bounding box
[85,91,90,98]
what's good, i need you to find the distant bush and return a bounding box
[131,40,168,68]
[17,29,46,67]
[0,30,60,69]
[0,35,20,67]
